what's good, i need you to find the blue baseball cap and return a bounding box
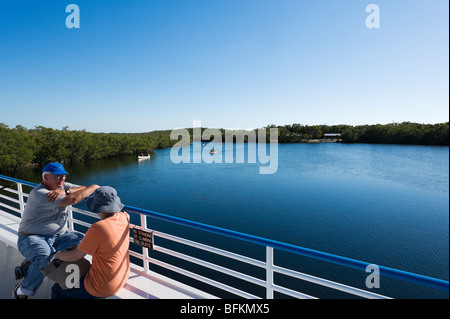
[42,163,69,175]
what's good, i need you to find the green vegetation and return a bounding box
[198,122,449,146]
[1,122,448,171]
[0,124,178,171]
[271,122,449,145]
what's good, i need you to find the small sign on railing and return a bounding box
[132,227,154,250]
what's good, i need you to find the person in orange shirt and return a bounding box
[51,186,130,299]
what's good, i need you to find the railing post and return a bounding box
[141,214,149,272]
[67,206,74,231]
[17,183,25,216]
[266,246,274,299]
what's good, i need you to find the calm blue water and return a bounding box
[11,143,449,298]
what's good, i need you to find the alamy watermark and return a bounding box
[366,4,380,29]
[65,263,81,289]
[65,4,379,30]
[170,120,279,175]
[365,264,380,289]
[65,4,80,29]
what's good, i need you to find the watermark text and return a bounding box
[170,120,278,175]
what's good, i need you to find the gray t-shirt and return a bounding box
[18,182,80,235]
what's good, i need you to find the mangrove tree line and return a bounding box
[0,124,177,171]
[1,121,448,171]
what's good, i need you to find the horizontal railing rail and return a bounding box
[124,204,449,292]
[1,174,448,298]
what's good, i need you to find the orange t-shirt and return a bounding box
[78,212,130,297]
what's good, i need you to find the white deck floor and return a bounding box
[0,241,53,299]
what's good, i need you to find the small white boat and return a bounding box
[138,155,150,160]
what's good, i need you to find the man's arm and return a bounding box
[46,186,86,202]
[54,247,86,262]
[57,184,100,207]
[68,186,86,192]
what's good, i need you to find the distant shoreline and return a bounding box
[1,122,448,171]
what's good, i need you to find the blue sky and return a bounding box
[0,0,448,133]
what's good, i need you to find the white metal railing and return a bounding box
[1,175,448,299]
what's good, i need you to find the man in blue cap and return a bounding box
[12,162,100,299]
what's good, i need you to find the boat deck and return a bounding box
[0,211,216,299]
[0,241,52,299]
[1,174,448,300]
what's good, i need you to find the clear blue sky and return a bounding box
[0,0,448,133]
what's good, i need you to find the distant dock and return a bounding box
[309,133,342,143]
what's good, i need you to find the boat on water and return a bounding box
[0,174,448,299]
[138,155,150,160]
[209,148,218,154]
